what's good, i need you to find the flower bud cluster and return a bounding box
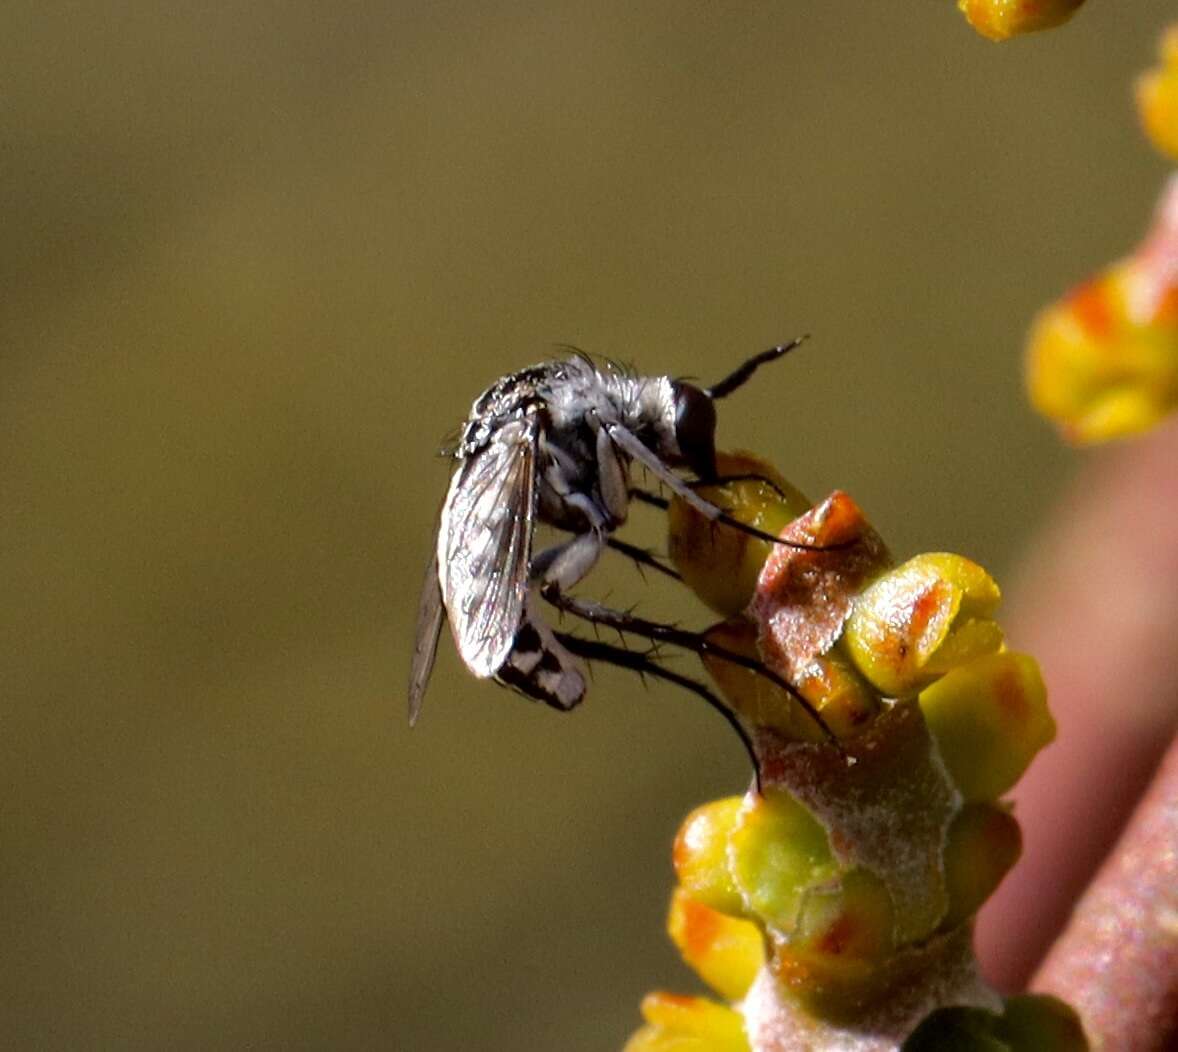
[624,454,1079,1051]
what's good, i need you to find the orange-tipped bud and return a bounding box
[919,651,1054,801]
[702,620,880,743]
[667,889,765,1003]
[669,452,810,617]
[1136,25,1178,161]
[957,0,1086,42]
[1026,176,1178,444]
[844,553,1003,698]
[623,993,751,1052]
[673,797,747,917]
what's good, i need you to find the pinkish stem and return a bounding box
[1031,735,1178,1050]
[977,418,1178,990]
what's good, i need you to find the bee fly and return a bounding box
[409,339,835,749]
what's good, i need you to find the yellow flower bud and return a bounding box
[957,0,1086,42]
[623,993,751,1052]
[1137,25,1178,161]
[728,792,837,933]
[844,553,1003,698]
[667,888,765,1003]
[1026,265,1178,444]
[701,621,880,744]
[919,651,1054,801]
[673,797,747,917]
[773,867,896,994]
[669,451,810,617]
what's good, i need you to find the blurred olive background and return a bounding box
[2,3,1172,1049]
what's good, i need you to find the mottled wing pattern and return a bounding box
[407,546,445,725]
[437,415,538,678]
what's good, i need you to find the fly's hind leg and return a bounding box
[519,512,606,706]
[505,504,600,711]
[555,630,763,791]
[605,537,681,581]
[539,589,838,745]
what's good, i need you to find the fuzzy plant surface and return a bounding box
[621,453,1085,1052]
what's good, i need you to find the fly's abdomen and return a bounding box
[495,607,586,711]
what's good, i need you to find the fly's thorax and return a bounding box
[456,362,555,458]
[538,361,614,427]
[545,368,683,469]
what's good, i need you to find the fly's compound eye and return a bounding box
[671,381,718,481]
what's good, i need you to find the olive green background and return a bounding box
[2,3,1170,1049]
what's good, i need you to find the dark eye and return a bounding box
[671,382,718,481]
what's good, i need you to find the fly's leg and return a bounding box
[579,430,679,579]
[605,421,732,523]
[532,425,621,594]
[606,422,839,553]
[629,487,668,511]
[554,631,763,792]
[531,526,607,592]
[539,587,837,745]
[631,480,852,553]
[534,407,661,591]
[605,537,681,581]
[632,481,788,511]
[686,473,793,501]
[594,421,629,527]
[532,416,635,593]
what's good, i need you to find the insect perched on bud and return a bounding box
[409,340,835,755]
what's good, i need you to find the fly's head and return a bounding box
[658,339,805,479]
[668,380,718,482]
[631,376,719,482]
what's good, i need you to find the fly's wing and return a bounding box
[437,415,538,678]
[407,546,445,726]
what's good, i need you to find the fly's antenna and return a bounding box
[706,335,809,401]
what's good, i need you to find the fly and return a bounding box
[408,340,837,756]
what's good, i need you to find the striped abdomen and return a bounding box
[494,604,586,710]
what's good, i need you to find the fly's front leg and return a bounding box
[593,419,629,529]
[585,422,679,581]
[603,421,722,522]
[608,422,843,554]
